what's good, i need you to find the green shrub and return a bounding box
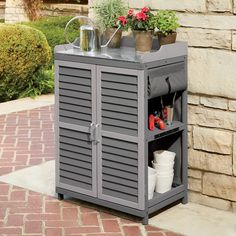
[19,67,54,98]
[0,24,51,102]
[22,16,80,58]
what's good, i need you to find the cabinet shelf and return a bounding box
[148,184,185,207]
[146,121,185,142]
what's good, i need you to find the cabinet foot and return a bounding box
[182,194,188,204]
[58,193,64,200]
[142,214,149,225]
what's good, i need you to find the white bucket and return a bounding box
[148,167,157,200]
[152,161,174,172]
[155,174,174,193]
[153,150,176,164]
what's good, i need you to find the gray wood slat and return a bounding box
[60,128,90,141]
[102,110,138,123]
[60,103,91,115]
[60,136,91,150]
[60,89,91,100]
[102,152,138,166]
[60,176,92,190]
[103,181,138,196]
[102,103,137,115]
[60,143,92,156]
[103,189,138,203]
[102,81,137,93]
[102,96,137,108]
[60,110,91,122]
[60,163,92,177]
[60,171,92,184]
[103,160,138,173]
[103,174,138,188]
[102,137,138,152]
[59,75,91,86]
[102,117,137,130]
[60,96,91,108]
[59,66,91,78]
[102,88,137,100]
[60,156,92,170]
[60,116,90,127]
[102,72,137,85]
[60,82,91,94]
[60,150,92,163]
[102,124,138,137]
[102,167,138,181]
[102,146,137,159]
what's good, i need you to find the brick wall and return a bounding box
[4,0,88,23]
[89,0,236,211]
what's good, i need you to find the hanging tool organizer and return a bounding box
[55,37,188,224]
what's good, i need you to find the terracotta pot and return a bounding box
[104,27,122,48]
[157,32,177,46]
[133,30,153,53]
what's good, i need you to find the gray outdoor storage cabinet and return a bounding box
[55,38,188,224]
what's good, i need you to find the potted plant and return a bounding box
[126,7,154,52]
[152,10,179,45]
[93,0,128,48]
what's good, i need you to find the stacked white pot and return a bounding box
[152,150,176,193]
[148,167,157,200]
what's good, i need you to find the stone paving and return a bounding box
[0,105,181,236]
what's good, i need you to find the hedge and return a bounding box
[0,24,52,102]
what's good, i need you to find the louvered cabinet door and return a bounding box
[55,61,97,197]
[97,66,145,210]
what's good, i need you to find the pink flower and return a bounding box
[118,16,127,26]
[128,9,134,16]
[141,7,149,13]
[136,12,147,21]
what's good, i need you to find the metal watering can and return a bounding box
[64,16,121,52]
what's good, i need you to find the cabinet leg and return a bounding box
[57,193,64,201]
[142,213,149,225]
[182,193,188,204]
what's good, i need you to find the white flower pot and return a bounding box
[155,173,174,193]
[148,167,157,200]
[153,150,176,164]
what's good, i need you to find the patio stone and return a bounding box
[177,28,231,49]
[188,178,202,192]
[188,94,200,105]
[203,172,236,201]
[188,149,232,175]
[127,0,206,12]
[177,13,236,30]
[193,127,232,155]
[229,100,236,111]
[188,48,236,99]
[233,133,236,176]
[189,106,236,131]
[188,169,202,179]
[188,191,232,211]
[208,0,232,12]
[200,97,228,110]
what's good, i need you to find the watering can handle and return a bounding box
[101,26,121,48]
[64,16,94,49]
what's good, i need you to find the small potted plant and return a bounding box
[126,7,154,52]
[152,10,179,45]
[93,0,128,48]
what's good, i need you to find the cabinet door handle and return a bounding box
[89,123,95,142]
[95,124,101,143]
